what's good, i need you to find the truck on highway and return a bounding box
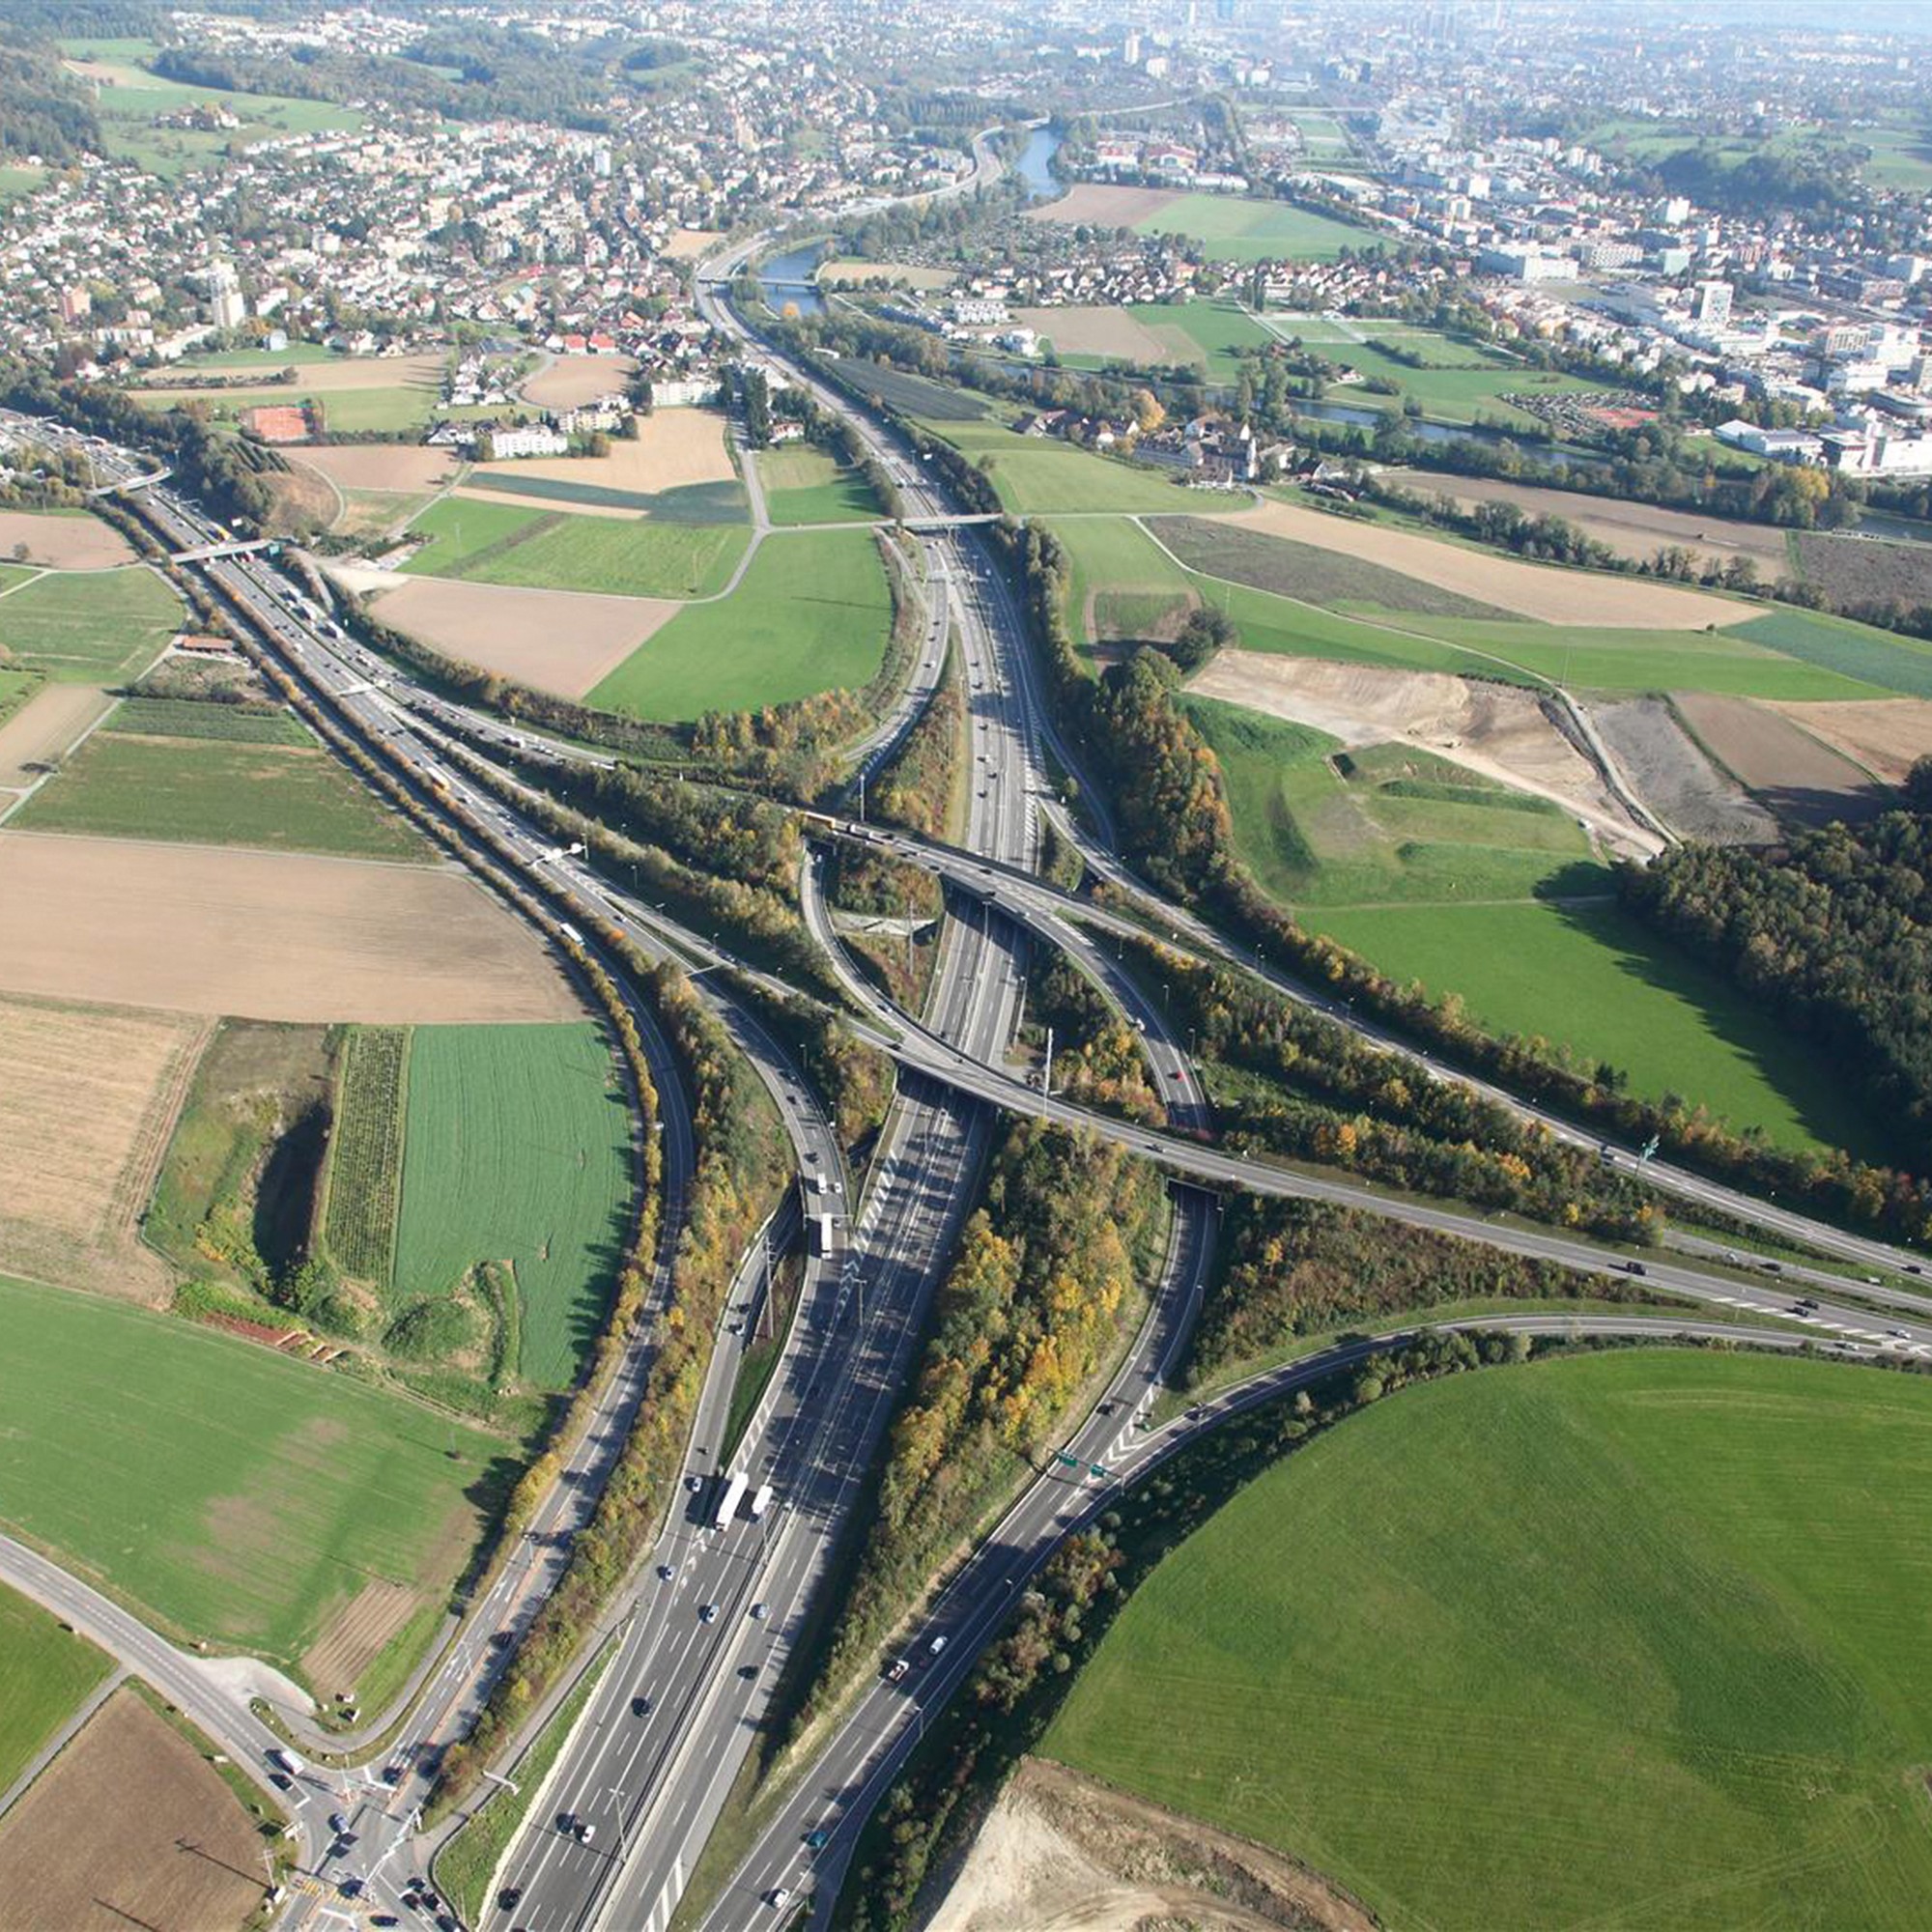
[713,1468,750,1532]
[268,1747,303,1776]
[750,1481,774,1521]
[810,1210,836,1257]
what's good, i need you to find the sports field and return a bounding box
[0,1269,500,1675]
[1046,1349,1932,1932]
[1134,193,1374,263]
[759,444,883,526]
[402,497,749,599]
[1309,896,1874,1155]
[1186,696,1603,907]
[0,1580,113,1795]
[14,731,429,860]
[0,566,181,682]
[589,527,892,722]
[391,1024,635,1391]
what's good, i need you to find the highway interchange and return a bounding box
[6,162,1932,1932]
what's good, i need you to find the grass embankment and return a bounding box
[0,1270,504,1681]
[589,527,893,723]
[759,443,884,526]
[1047,1348,1932,1932]
[0,1581,114,1792]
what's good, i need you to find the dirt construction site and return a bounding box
[1190,652,1663,858]
[929,1757,1376,1932]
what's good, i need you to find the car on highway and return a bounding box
[927,1634,948,1656]
[700,1603,718,1622]
[633,1694,651,1717]
[659,1563,674,1580]
[804,1828,830,1851]
[752,1601,768,1619]
[885,1658,909,1683]
[328,1812,349,1834]
[768,1889,791,1911]
[498,1889,523,1911]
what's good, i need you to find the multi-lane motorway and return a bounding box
[8,202,1930,1932]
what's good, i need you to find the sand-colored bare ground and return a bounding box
[931,1758,1375,1932]
[1765,696,1932,785]
[1016,304,1174,362]
[1192,651,1661,856]
[0,832,584,1023]
[294,443,458,492]
[0,1689,270,1932]
[0,510,134,569]
[523,352,640,409]
[1028,184,1182,227]
[366,576,675,697]
[1589,695,1776,845]
[1379,469,1792,573]
[1220,498,1750,630]
[0,992,207,1304]
[1673,692,1885,826]
[471,408,735,498]
[820,258,957,289]
[0,683,113,789]
[138,352,444,399]
[661,227,724,261]
[303,1577,420,1701]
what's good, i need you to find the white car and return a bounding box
[768,1889,791,1912]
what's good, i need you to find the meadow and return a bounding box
[1045,1349,1932,1932]
[589,527,892,722]
[1297,323,1605,429]
[1132,193,1376,263]
[1309,896,1877,1155]
[0,1581,113,1795]
[1185,696,1603,908]
[1091,298,1275,383]
[1730,608,1932,699]
[924,417,1205,515]
[0,566,182,682]
[0,1269,502,1675]
[402,497,748,600]
[15,731,430,860]
[759,443,883,526]
[101,696,314,745]
[391,1023,635,1392]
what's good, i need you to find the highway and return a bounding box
[11,195,1927,1932]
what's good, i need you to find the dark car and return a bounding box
[498,1889,524,1911]
[632,1695,651,1718]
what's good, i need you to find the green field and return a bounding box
[14,731,429,860]
[1730,608,1932,699]
[460,470,746,523]
[759,443,883,526]
[1131,194,1373,264]
[101,696,314,745]
[1047,1349,1932,1932]
[1112,298,1274,383]
[322,1026,409,1288]
[0,566,181,682]
[392,1024,635,1392]
[1290,324,1605,429]
[0,665,39,726]
[1186,696,1604,908]
[0,165,45,203]
[1309,897,1875,1154]
[589,527,892,723]
[0,1580,113,1796]
[135,381,440,436]
[925,416,1206,515]
[402,497,749,599]
[0,1270,502,1675]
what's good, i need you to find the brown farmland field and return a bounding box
[1672,692,1887,826]
[522,352,640,408]
[661,227,724,261]
[1014,305,1176,362]
[0,1689,270,1932]
[0,993,207,1303]
[1380,471,1791,573]
[137,351,444,398]
[367,575,676,696]
[0,511,135,570]
[1224,498,1751,629]
[1028,184,1182,227]
[0,833,583,1022]
[0,683,114,789]
[469,408,735,500]
[294,444,459,492]
[1766,696,1932,784]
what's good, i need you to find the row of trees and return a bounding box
[792,1122,1164,1739]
